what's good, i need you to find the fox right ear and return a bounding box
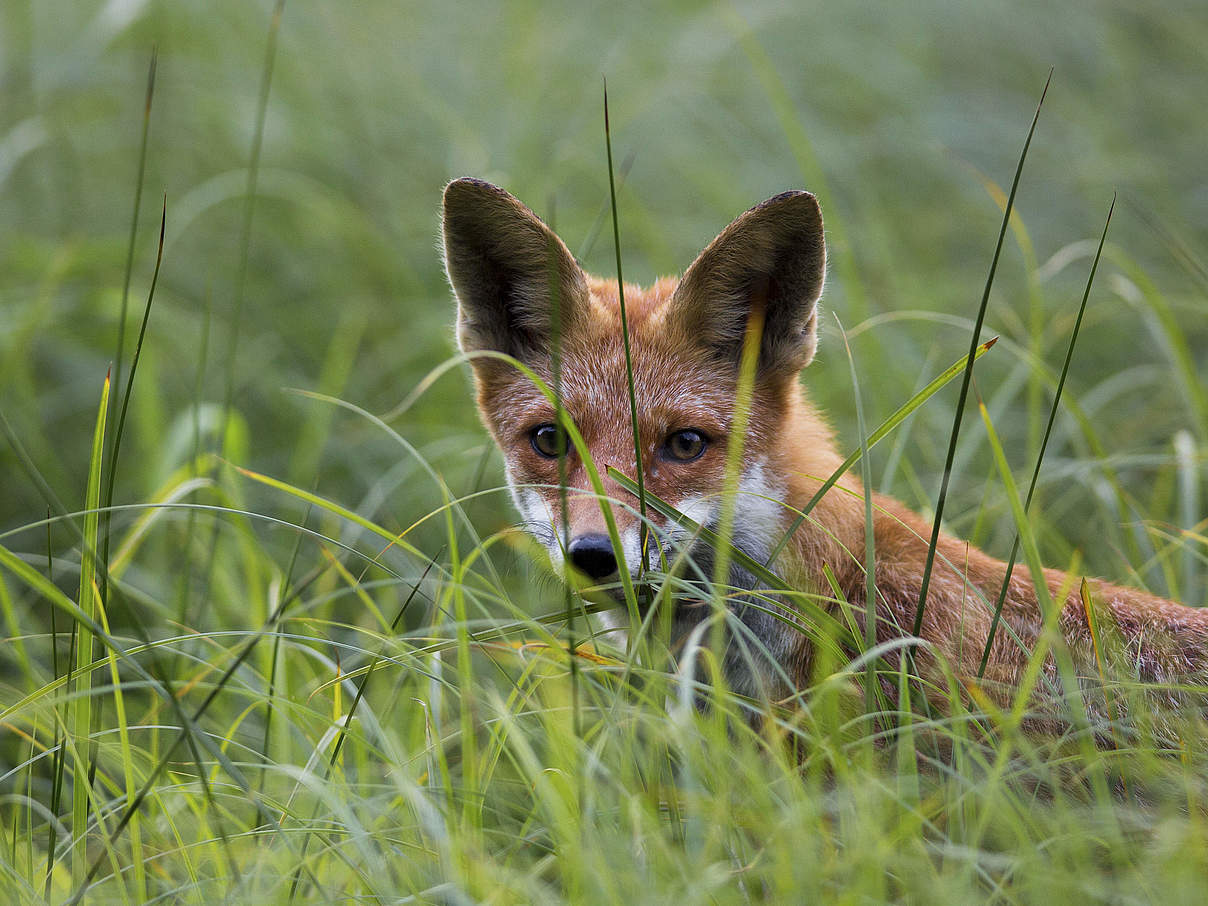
[442,178,588,364]
[669,190,826,378]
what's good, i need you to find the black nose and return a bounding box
[567,533,618,580]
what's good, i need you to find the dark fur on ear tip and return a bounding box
[747,190,824,236]
[443,177,509,209]
[751,189,816,209]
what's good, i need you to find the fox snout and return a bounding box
[566,532,620,581]
[510,480,655,584]
[555,498,649,585]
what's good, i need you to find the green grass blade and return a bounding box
[94,585,145,900]
[60,565,325,905]
[101,195,166,596]
[0,559,31,684]
[252,499,313,828]
[767,337,998,565]
[604,81,650,603]
[712,293,763,595]
[5,534,345,897]
[977,195,1114,676]
[44,511,65,897]
[913,70,1051,640]
[1079,578,1124,753]
[236,465,432,561]
[101,47,157,609]
[1173,430,1200,605]
[836,318,879,712]
[70,370,109,891]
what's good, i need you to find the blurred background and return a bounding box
[2,0,1206,609]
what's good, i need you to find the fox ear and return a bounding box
[669,191,825,377]
[443,178,587,364]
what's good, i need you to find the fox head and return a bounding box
[442,177,827,611]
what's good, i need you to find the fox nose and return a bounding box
[567,533,618,580]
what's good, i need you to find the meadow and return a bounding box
[1,0,1207,902]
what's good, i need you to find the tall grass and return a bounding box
[2,1,1207,903]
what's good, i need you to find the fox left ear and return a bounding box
[669,190,825,377]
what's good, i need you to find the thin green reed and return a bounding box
[70,373,108,891]
[836,317,879,712]
[913,70,1051,640]
[603,81,649,611]
[100,47,156,611]
[978,195,1114,676]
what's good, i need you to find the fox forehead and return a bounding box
[478,275,743,444]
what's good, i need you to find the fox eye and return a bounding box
[529,423,565,458]
[663,429,707,462]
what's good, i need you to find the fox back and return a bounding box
[442,177,1208,720]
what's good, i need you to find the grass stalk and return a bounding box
[251,501,313,826]
[445,486,481,842]
[704,296,764,707]
[977,195,1114,676]
[1079,578,1124,755]
[100,44,156,591]
[603,81,649,614]
[69,371,109,891]
[102,195,166,553]
[711,309,763,593]
[63,561,326,905]
[913,70,1051,639]
[44,513,65,897]
[836,317,879,711]
[94,577,145,901]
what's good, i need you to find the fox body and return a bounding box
[442,177,1207,714]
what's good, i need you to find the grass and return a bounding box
[2,0,1208,902]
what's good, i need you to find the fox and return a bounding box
[441,176,1207,724]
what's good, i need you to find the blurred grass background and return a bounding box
[3,0,1205,583]
[2,0,1207,902]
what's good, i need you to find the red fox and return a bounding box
[442,176,1207,718]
